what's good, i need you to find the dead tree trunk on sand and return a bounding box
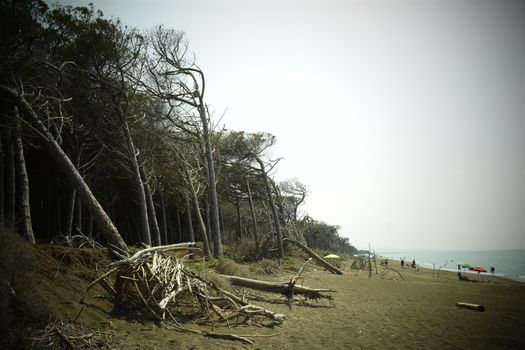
[283,238,343,275]
[219,275,335,302]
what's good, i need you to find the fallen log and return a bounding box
[455,302,485,312]
[283,238,343,275]
[219,275,336,301]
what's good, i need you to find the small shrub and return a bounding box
[192,257,220,271]
[223,239,260,262]
[214,258,251,278]
[250,259,279,275]
[200,272,231,291]
[281,255,296,270]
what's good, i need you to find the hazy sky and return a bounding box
[49,0,525,251]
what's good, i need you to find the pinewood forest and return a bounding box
[0,2,366,347]
[0,1,358,256]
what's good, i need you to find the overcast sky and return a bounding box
[49,0,525,251]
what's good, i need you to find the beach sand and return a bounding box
[67,258,524,350]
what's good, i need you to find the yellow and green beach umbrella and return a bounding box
[323,254,341,259]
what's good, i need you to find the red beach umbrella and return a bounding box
[469,266,487,273]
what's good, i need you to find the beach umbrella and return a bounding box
[323,254,341,259]
[469,266,487,273]
[461,263,472,269]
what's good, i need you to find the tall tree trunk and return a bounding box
[272,182,286,225]
[140,165,161,246]
[235,199,242,240]
[167,210,174,244]
[205,191,213,250]
[184,193,195,242]
[6,129,15,227]
[219,205,225,234]
[1,85,128,254]
[191,191,212,257]
[256,157,284,258]
[159,190,168,245]
[122,119,151,246]
[176,209,182,243]
[246,179,259,249]
[199,107,222,257]
[65,151,81,235]
[14,116,35,243]
[65,189,75,235]
[76,194,82,233]
[0,132,4,226]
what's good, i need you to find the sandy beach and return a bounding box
[59,255,525,350]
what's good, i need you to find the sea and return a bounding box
[378,249,525,282]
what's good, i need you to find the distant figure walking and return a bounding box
[457,264,461,272]
[401,259,405,269]
[490,266,495,275]
[411,259,416,268]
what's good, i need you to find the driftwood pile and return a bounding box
[30,319,114,349]
[81,243,284,344]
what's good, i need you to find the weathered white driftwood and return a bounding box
[456,302,485,312]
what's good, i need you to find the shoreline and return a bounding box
[378,249,525,283]
[380,259,525,284]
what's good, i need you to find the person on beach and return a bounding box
[458,264,461,272]
[401,259,405,269]
[490,266,495,275]
[411,259,416,268]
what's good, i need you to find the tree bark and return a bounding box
[235,199,242,240]
[283,238,343,275]
[14,116,35,243]
[75,193,82,233]
[159,190,168,245]
[256,157,284,258]
[184,193,195,242]
[191,191,212,257]
[1,85,128,254]
[219,205,225,235]
[205,190,213,249]
[246,179,258,249]
[6,129,15,227]
[199,107,223,257]
[65,151,81,235]
[140,165,161,246]
[175,208,182,243]
[167,210,174,244]
[220,275,335,299]
[65,189,76,235]
[121,118,150,246]
[455,302,485,312]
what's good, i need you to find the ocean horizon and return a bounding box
[378,248,525,282]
